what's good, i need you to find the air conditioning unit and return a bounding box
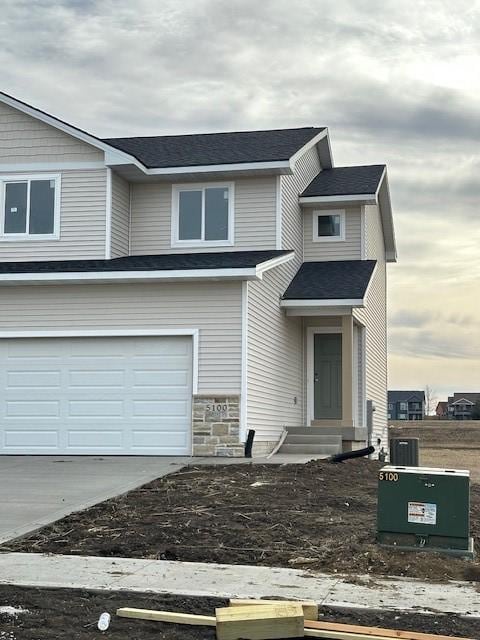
[390,437,419,466]
[377,465,474,558]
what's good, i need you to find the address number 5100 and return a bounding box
[379,471,399,482]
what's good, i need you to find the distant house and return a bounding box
[447,393,480,420]
[388,391,425,421]
[436,401,448,419]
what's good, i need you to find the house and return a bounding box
[447,393,480,420]
[436,401,448,419]
[0,91,396,458]
[388,391,425,421]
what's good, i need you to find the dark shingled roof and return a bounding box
[0,250,291,274]
[388,391,425,403]
[302,165,385,197]
[283,260,376,300]
[102,127,325,169]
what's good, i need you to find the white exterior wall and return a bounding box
[0,282,243,394]
[354,204,388,451]
[130,177,277,254]
[281,147,321,262]
[0,102,103,164]
[111,171,130,258]
[246,147,321,445]
[0,169,107,261]
[303,206,362,261]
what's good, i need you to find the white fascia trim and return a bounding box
[281,298,365,308]
[275,175,282,249]
[0,92,142,170]
[0,268,259,285]
[0,161,107,172]
[299,194,377,205]
[105,167,112,259]
[0,328,199,393]
[146,160,291,176]
[289,129,329,167]
[240,281,248,442]
[452,398,475,406]
[255,251,294,277]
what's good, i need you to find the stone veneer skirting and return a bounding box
[192,395,244,457]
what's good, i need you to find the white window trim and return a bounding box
[0,173,61,241]
[171,181,234,248]
[312,209,345,243]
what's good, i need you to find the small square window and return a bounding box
[313,210,345,242]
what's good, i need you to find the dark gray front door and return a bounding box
[314,333,342,420]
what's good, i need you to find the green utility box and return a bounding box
[377,465,474,558]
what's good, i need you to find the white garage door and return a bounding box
[0,335,193,455]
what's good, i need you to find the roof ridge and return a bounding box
[102,126,324,142]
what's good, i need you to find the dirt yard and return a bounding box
[390,422,480,482]
[1,585,480,639]
[4,458,480,582]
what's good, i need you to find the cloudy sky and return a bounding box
[1,0,479,404]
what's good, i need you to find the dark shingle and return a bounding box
[388,391,426,403]
[283,260,376,300]
[0,250,291,275]
[302,165,385,197]
[102,127,325,169]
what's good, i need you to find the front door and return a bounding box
[314,333,342,420]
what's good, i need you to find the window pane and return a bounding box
[205,187,229,240]
[4,182,27,234]
[317,214,341,237]
[29,179,55,234]
[178,190,202,240]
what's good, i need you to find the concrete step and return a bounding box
[278,443,342,455]
[284,434,342,446]
[286,425,368,441]
[285,426,339,436]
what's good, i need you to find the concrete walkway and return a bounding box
[0,553,479,616]
[0,454,324,544]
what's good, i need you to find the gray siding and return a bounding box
[111,171,130,258]
[0,281,242,394]
[303,206,362,261]
[247,147,321,443]
[247,267,303,442]
[0,101,103,164]
[281,146,320,260]
[354,204,387,449]
[130,177,276,254]
[0,169,107,261]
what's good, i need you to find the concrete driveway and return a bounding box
[0,456,191,544]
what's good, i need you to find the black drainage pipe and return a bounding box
[244,429,255,458]
[329,445,375,463]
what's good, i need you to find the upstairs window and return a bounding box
[172,183,234,247]
[313,210,345,242]
[1,174,60,239]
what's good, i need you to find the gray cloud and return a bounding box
[1,0,479,394]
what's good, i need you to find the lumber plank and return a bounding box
[229,598,318,620]
[116,608,216,626]
[216,603,304,640]
[304,630,399,640]
[304,619,475,640]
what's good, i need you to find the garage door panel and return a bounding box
[0,336,193,455]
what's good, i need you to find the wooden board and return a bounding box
[304,620,475,640]
[304,630,400,640]
[229,598,318,620]
[216,603,304,640]
[116,608,216,626]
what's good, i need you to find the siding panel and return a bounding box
[0,169,107,261]
[247,147,321,443]
[0,102,103,164]
[111,172,130,258]
[303,206,362,261]
[353,204,387,449]
[130,177,277,254]
[0,281,242,394]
